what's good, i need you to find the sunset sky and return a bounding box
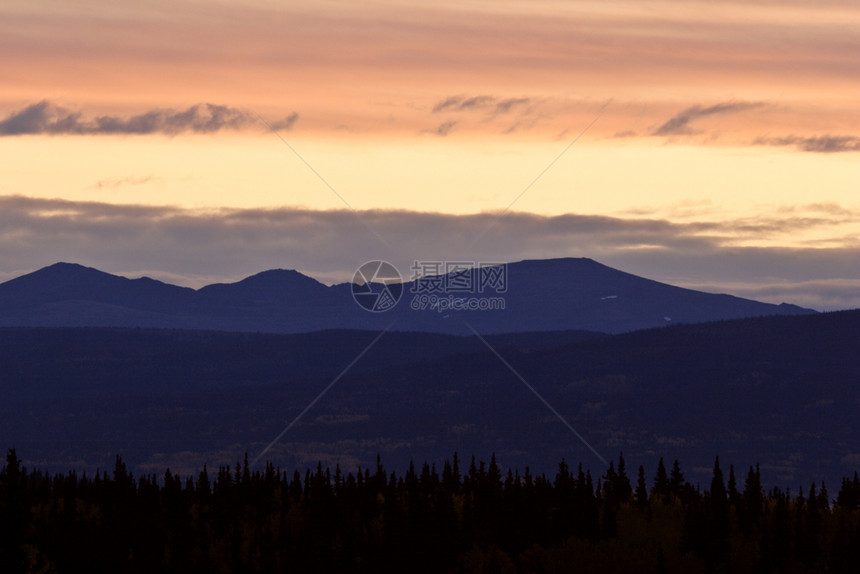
[2,0,859,309]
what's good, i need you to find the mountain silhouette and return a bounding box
[0,258,815,334]
[198,269,330,304]
[0,262,194,311]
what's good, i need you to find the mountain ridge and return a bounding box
[0,258,816,334]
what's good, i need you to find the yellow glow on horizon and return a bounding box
[2,134,858,227]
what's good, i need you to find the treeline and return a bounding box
[3,449,860,573]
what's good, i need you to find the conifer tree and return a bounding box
[741,464,763,537]
[708,456,730,564]
[616,452,633,503]
[727,464,740,507]
[635,465,649,509]
[669,459,685,498]
[651,457,670,502]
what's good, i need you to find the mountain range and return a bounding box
[3,257,852,489]
[0,258,815,334]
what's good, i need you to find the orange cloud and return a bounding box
[1,0,858,143]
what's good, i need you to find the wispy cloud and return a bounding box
[2,195,859,310]
[0,101,298,136]
[613,130,637,138]
[754,134,860,153]
[775,202,860,217]
[495,98,531,114]
[427,120,457,137]
[653,101,764,136]
[90,175,160,190]
[432,95,494,113]
[427,95,536,135]
[432,95,532,115]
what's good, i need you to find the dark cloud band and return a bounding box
[0,101,298,136]
[1,195,859,310]
[754,134,860,153]
[653,101,764,136]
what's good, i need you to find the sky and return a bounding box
[1,0,859,310]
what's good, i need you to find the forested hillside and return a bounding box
[2,310,859,487]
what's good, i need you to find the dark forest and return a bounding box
[3,449,860,573]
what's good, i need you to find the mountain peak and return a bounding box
[45,262,88,270]
[38,261,108,275]
[0,262,194,317]
[11,262,119,287]
[509,257,614,274]
[238,268,324,287]
[196,268,329,304]
[515,257,599,266]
